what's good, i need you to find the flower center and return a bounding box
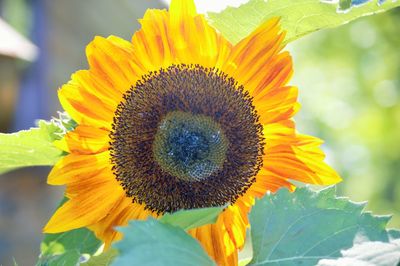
[109,64,264,214]
[153,111,228,182]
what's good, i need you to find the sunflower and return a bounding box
[44,0,341,265]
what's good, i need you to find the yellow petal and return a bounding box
[264,135,342,185]
[222,18,290,97]
[44,188,123,233]
[54,125,109,155]
[170,0,197,25]
[58,82,114,130]
[86,36,144,94]
[256,86,300,124]
[90,197,155,249]
[47,152,109,185]
[189,219,238,266]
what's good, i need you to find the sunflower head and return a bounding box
[44,1,341,265]
[109,64,264,214]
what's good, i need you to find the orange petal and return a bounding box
[134,9,174,70]
[59,36,144,129]
[192,225,216,260]
[256,86,300,124]
[65,167,117,197]
[89,197,155,249]
[47,152,110,185]
[169,0,197,43]
[249,168,294,198]
[222,205,248,250]
[263,120,296,148]
[44,186,123,233]
[86,36,144,94]
[54,125,109,155]
[264,135,342,185]
[133,6,231,69]
[222,18,291,97]
[250,52,293,98]
[190,218,238,266]
[58,81,114,130]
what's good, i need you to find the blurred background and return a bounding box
[0,0,399,265]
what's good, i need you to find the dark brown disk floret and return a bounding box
[109,64,264,214]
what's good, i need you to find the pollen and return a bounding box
[153,111,229,182]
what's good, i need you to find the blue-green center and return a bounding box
[153,111,228,181]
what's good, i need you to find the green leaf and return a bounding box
[39,228,101,257]
[51,112,77,134]
[37,198,101,266]
[317,239,400,266]
[339,0,352,11]
[39,250,81,266]
[207,0,400,45]
[37,227,102,266]
[112,218,216,266]
[389,229,400,240]
[0,120,64,175]
[160,206,224,230]
[82,248,119,266]
[248,186,396,265]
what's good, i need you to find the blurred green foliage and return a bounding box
[1,0,31,36]
[291,8,400,227]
